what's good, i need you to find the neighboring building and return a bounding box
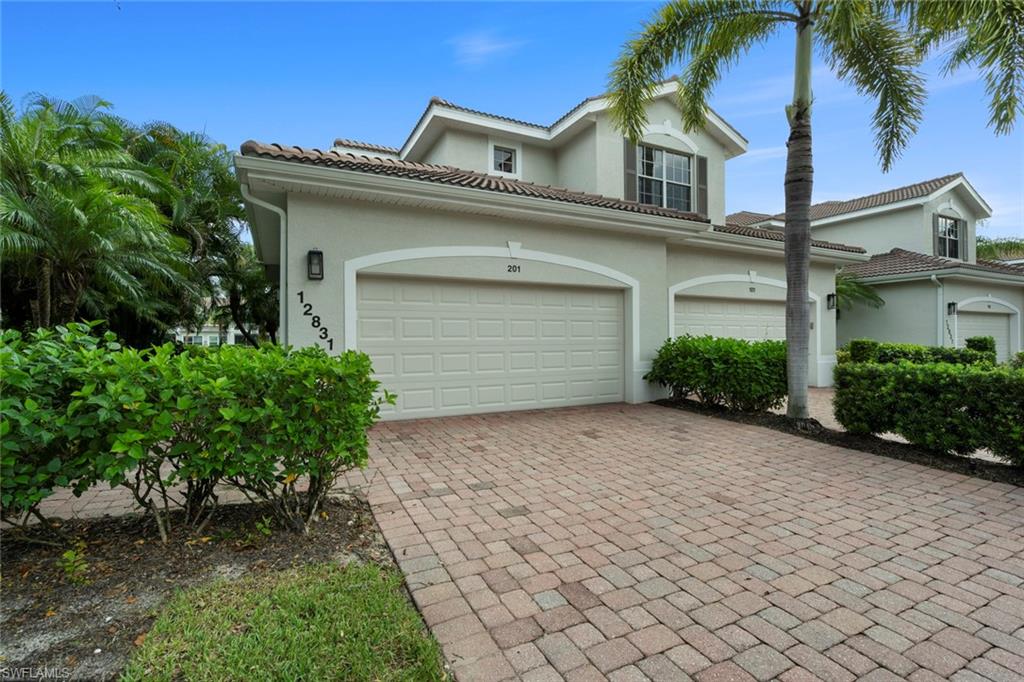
[174,322,246,347]
[237,82,866,419]
[730,174,1024,362]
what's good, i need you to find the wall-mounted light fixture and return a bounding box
[826,293,837,310]
[947,301,957,316]
[307,249,324,280]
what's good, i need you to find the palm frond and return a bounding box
[817,7,926,171]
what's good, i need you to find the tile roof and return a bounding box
[726,211,773,227]
[771,173,963,222]
[713,224,865,254]
[844,248,1024,279]
[332,138,400,154]
[240,141,708,222]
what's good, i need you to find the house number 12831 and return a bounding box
[296,291,335,351]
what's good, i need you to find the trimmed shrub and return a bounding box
[847,338,879,364]
[834,361,1024,465]
[843,338,995,366]
[965,336,996,354]
[646,335,787,412]
[0,324,120,528]
[1012,352,1024,370]
[0,326,390,538]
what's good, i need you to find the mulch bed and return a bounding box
[1,493,392,681]
[653,398,1024,487]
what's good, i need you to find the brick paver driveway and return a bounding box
[367,403,1024,681]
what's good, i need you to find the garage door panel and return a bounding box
[675,296,786,341]
[958,311,1011,363]
[360,276,624,418]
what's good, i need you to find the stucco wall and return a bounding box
[283,192,841,396]
[812,206,926,256]
[592,99,727,225]
[812,187,980,261]
[556,129,597,194]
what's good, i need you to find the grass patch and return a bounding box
[121,562,446,681]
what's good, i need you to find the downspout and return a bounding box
[930,275,944,346]
[240,183,288,346]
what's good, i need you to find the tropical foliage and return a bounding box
[0,93,275,345]
[835,272,885,310]
[977,235,1024,261]
[607,0,1023,419]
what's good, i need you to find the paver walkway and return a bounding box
[367,403,1024,681]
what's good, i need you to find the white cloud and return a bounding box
[733,145,787,163]
[448,31,525,66]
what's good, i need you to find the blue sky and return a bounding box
[3,1,1022,237]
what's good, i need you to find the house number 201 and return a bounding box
[507,264,521,273]
[296,291,335,351]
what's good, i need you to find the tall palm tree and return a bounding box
[609,1,926,419]
[0,93,191,328]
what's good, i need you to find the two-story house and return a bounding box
[236,82,867,419]
[730,174,1024,362]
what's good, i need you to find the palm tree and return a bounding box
[0,93,191,328]
[976,236,1024,261]
[609,1,926,419]
[900,0,1024,135]
[835,272,885,310]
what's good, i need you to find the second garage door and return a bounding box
[675,296,786,340]
[958,311,1011,362]
[358,276,624,419]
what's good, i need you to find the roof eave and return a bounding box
[235,154,713,240]
[677,231,868,263]
[850,268,1024,285]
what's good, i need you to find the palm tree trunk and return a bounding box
[784,14,814,420]
[36,258,52,329]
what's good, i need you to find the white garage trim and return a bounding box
[667,273,828,385]
[344,246,642,401]
[955,295,1021,355]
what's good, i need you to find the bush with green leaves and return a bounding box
[1,325,390,539]
[964,336,996,355]
[646,335,787,412]
[834,361,1024,465]
[843,338,995,365]
[1012,352,1024,370]
[0,324,120,530]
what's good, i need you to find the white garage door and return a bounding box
[958,311,1011,362]
[675,296,786,340]
[358,276,624,418]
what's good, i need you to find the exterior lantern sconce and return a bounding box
[307,249,324,280]
[826,293,837,310]
[947,301,957,316]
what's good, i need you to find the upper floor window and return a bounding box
[637,145,691,212]
[936,215,962,259]
[493,146,516,174]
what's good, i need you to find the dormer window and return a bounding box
[935,215,962,259]
[493,146,516,174]
[637,145,691,212]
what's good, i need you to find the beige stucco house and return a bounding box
[730,174,1024,362]
[237,82,866,419]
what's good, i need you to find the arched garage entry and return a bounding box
[668,274,825,386]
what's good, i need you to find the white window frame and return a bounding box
[487,138,522,179]
[637,144,692,212]
[936,214,963,260]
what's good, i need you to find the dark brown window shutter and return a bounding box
[623,139,637,201]
[932,213,940,256]
[696,155,709,217]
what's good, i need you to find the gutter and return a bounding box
[240,183,288,346]
[930,275,945,346]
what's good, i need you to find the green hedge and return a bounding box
[965,336,996,354]
[1,324,391,537]
[834,361,1024,465]
[646,335,787,412]
[845,338,995,365]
